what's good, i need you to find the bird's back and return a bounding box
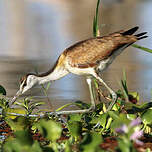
[53,27,147,72]
[64,32,137,68]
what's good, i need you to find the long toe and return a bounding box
[107,92,117,111]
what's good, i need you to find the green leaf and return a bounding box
[139,102,152,110]
[68,121,82,138]
[31,101,45,107]
[126,102,152,114]
[36,120,62,141]
[3,137,42,152]
[146,148,151,152]
[0,85,6,95]
[5,108,27,119]
[42,147,53,152]
[106,117,113,129]
[129,92,139,103]
[5,117,30,131]
[31,141,43,152]
[121,71,129,98]
[15,129,33,146]
[127,114,137,120]
[81,132,103,152]
[0,98,8,109]
[30,101,45,112]
[108,111,119,120]
[117,136,135,152]
[90,117,99,124]
[93,16,98,37]
[99,113,108,128]
[56,103,74,112]
[141,109,152,125]
[93,78,99,89]
[65,140,72,152]
[56,101,90,111]
[74,101,89,109]
[46,82,51,91]
[132,44,152,53]
[93,0,101,37]
[112,99,123,111]
[111,114,129,132]
[68,114,82,122]
[3,137,23,152]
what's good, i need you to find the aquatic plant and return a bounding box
[0,0,152,151]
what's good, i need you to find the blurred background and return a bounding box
[0,0,151,109]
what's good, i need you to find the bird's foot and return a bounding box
[106,92,117,112]
[89,104,96,112]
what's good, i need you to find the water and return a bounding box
[0,0,152,110]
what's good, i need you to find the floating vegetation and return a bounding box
[0,72,152,151]
[0,0,152,151]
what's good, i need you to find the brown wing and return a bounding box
[65,37,116,68]
[64,26,147,68]
[65,35,136,68]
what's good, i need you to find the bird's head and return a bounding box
[19,74,38,95]
[10,74,38,105]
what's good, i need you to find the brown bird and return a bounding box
[10,26,147,114]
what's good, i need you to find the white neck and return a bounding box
[37,67,69,85]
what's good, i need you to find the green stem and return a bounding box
[41,83,53,109]
[132,44,152,53]
[93,0,101,37]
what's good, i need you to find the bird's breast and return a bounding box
[65,60,95,76]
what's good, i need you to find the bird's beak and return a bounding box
[9,90,22,106]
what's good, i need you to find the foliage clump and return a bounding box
[1,0,152,151]
[0,73,152,151]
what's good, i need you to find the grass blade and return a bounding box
[55,103,74,112]
[132,44,152,53]
[93,0,101,37]
[46,82,51,91]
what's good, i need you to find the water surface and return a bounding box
[0,0,151,109]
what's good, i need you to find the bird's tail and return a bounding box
[122,26,148,40]
[135,32,148,40]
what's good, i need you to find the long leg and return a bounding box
[10,78,96,115]
[93,72,117,111]
[47,77,96,115]
[86,77,96,110]
[7,78,96,117]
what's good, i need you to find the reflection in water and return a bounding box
[0,0,151,109]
